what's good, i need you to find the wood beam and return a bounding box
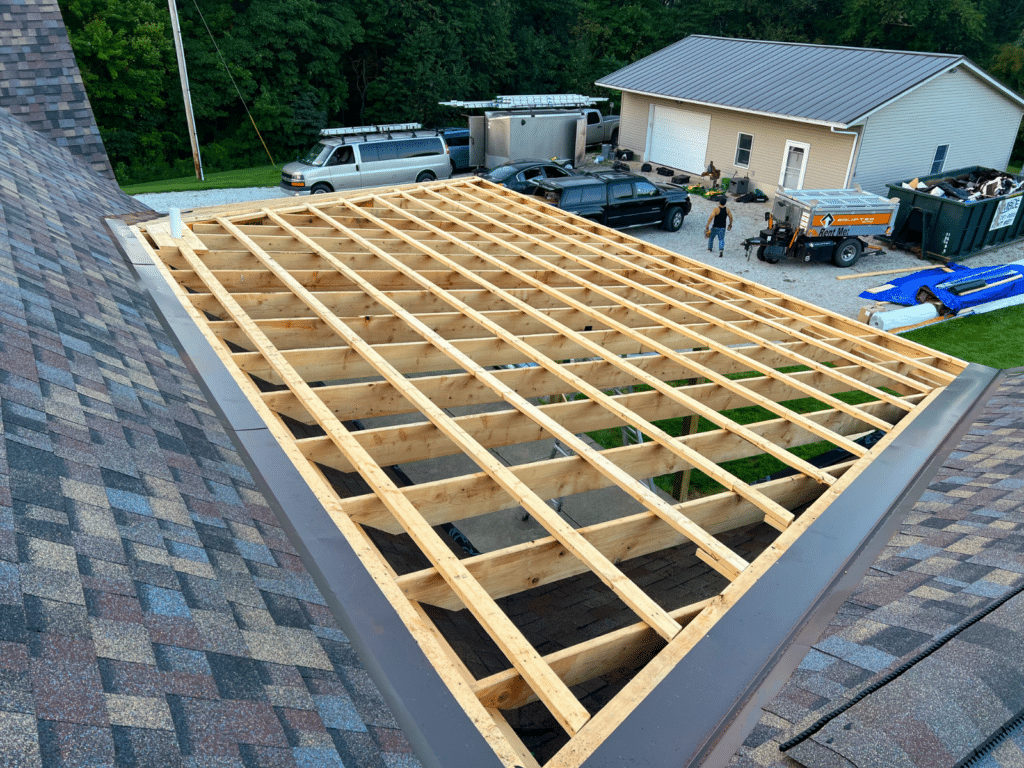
[398,466,848,611]
[174,228,595,737]
[296,370,908,474]
[341,400,911,533]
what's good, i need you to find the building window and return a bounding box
[931,145,949,175]
[735,133,753,167]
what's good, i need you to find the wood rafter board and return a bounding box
[130,178,967,768]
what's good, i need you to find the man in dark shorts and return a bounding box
[704,197,733,257]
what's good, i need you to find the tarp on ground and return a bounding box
[860,263,1024,313]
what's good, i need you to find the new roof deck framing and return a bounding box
[130,178,968,768]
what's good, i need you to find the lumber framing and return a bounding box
[131,178,968,768]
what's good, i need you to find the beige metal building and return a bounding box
[597,36,1024,194]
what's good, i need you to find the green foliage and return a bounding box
[59,0,173,117]
[60,0,1024,184]
[839,0,987,52]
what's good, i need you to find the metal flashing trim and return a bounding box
[586,363,1002,768]
[105,216,507,768]
[593,86,850,129]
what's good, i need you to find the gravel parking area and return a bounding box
[133,172,1024,320]
[133,186,290,212]
[641,191,1024,319]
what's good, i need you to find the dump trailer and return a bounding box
[743,188,899,268]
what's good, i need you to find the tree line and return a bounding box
[58,0,1024,184]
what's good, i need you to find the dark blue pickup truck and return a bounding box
[531,171,691,231]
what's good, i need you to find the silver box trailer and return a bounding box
[469,110,587,170]
[771,188,899,239]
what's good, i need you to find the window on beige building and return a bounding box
[735,133,753,167]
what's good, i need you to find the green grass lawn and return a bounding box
[586,368,884,499]
[585,302,1024,501]
[902,303,1024,368]
[121,165,284,195]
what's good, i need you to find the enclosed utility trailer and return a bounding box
[475,109,587,169]
[744,188,899,267]
[442,95,618,170]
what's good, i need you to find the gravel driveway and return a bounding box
[616,165,1024,320]
[133,176,1024,320]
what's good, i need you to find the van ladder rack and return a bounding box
[320,123,423,137]
[439,94,607,110]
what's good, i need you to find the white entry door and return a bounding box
[647,105,711,173]
[779,140,810,189]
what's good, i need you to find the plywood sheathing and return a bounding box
[133,178,967,767]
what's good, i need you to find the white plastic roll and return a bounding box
[170,208,182,239]
[869,303,939,331]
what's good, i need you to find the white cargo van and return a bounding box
[280,123,452,195]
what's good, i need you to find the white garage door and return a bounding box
[648,106,711,173]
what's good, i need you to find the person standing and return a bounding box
[704,197,732,257]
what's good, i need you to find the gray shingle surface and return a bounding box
[0,104,420,767]
[0,0,114,178]
[730,371,1024,768]
[597,36,966,126]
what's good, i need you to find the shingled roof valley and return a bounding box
[0,108,420,766]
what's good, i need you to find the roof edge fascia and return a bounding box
[580,362,1002,768]
[846,58,1024,126]
[103,217,508,768]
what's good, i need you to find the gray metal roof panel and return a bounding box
[597,36,965,125]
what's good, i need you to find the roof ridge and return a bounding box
[687,34,963,60]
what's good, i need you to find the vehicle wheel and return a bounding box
[756,246,767,261]
[416,170,436,183]
[610,128,619,146]
[451,161,457,175]
[833,238,862,268]
[310,183,332,195]
[661,206,684,231]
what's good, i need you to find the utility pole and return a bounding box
[168,0,204,180]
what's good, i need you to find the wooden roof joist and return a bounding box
[129,178,970,768]
[187,281,778,317]
[264,355,919,425]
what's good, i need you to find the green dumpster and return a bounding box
[886,166,1024,261]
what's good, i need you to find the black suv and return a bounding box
[531,172,691,231]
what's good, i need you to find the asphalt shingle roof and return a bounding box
[596,36,971,126]
[729,370,1024,768]
[0,107,420,767]
[0,0,115,178]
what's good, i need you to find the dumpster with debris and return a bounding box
[743,188,898,268]
[885,166,1024,261]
